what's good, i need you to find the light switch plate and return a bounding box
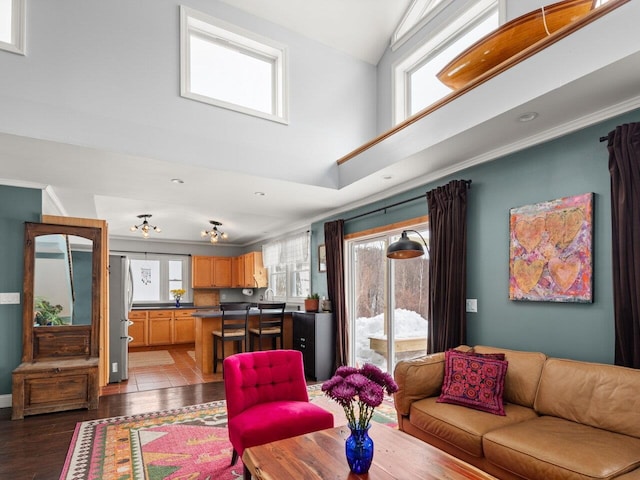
[465,298,477,313]
[0,292,20,304]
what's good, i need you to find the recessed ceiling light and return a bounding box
[518,112,539,122]
[254,191,266,196]
[171,178,184,184]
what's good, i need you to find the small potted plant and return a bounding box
[304,293,320,312]
[34,297,65,326]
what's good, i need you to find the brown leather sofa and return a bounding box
[393,345,640,480]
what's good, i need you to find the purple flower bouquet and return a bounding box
[321,363,398,430]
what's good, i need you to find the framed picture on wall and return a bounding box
[509,192,593,302]
[318,244,327,272]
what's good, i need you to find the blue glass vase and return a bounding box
[175,297,181,308]
[345,425,374,474]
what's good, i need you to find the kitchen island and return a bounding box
[191,307,298,374]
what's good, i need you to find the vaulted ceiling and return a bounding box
[1,0,639,246]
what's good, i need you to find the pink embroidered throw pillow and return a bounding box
[437,349,508,416]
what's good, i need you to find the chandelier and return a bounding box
[130,214,161,239]
[201,220,227,243]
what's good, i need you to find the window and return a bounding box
[262,231,310,302]
[0,0,25,55]
[180,6,289,124]
[346,223,429,373]
[129,254,190,304]
[391,0,450,50]
[393,0,498,123]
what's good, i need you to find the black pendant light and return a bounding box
[386,230,427,259]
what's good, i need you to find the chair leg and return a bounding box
[243,464,251,480]
[213,336,218,373]
[231,448,239,466]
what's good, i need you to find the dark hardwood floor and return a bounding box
[0,382,226,480]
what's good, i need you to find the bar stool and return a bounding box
[212,302,251,374]
[248,302,286,351]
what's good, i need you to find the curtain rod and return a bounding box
[345,179,472,223]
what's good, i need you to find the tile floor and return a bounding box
[101,344,222,396]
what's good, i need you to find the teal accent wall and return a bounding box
[312,109,640,364]
[0,185,42,394]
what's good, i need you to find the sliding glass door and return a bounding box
[347,226,429,373]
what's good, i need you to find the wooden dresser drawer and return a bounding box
[149,310,173,319]
[12,358,99,420]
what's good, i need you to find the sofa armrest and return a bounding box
[393,352,446,416]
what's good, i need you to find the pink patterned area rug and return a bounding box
[60,384,397,480]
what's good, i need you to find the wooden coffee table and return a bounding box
[242,423,498,479]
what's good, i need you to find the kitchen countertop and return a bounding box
[132,304,304,314]
[131,305,218,311]
[192,306,301,317]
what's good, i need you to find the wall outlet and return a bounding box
[221,294,227,300]
[0,292,20,304]
[466,298,478,313]
[112,362,118,373]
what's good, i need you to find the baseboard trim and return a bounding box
[0,393,12,409]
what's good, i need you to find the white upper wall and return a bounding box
[0,0,377,189]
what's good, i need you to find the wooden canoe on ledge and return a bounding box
[436,0,597,90]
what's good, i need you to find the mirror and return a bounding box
[22,222,102,361]
[34,234,93,326]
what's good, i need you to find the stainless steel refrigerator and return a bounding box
[109,255,133,383]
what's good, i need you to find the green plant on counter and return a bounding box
[34,297,65,326]
[307,293,320,300]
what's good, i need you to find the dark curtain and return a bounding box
[607,122,640,368]
[324,220,348,368]
[426,180,469,353]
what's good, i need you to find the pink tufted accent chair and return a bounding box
[224,349,334,480]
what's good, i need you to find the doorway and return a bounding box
[346,225,429,373]
[101,344,220,395]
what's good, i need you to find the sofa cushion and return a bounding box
[474,345,547,408]
[483,415,640,480]
[463,349,506,360]
[410,397,538,458]
[534,358,640,438]
[437,349,508,415]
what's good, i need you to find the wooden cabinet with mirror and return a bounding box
[12,222,103,420]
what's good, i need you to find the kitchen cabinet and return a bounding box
[213,257,232,287]
[148,310,173,345]
[192,256,214,288]
[242,252,267,288]
[292,312,334,381]
[232,256,244,287]
[131,309,196,346]
[192,256,232,288]
[128,310,148,347]
[173,309,196,344]
[193,254,265,289]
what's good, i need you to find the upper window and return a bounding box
[0,0,25,55]
[392,0,450,49]
[180,6,289,124]
[393,0,499,123]
[129,254,190,305]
